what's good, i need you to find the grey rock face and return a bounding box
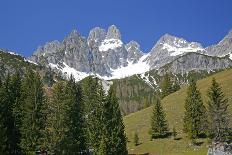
[207,143,232,155]
[206,30,232,58]
[125,41,143,63]
[30,29,91,73]
[147,34,204,69]
[106,25,121,39]
[30,25,145,77]
[158,52,232,75]
[29,26,232,81]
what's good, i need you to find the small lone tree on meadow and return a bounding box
[150,97,169,139]
[172,127,177,140]
[134,131,139,146]
[207,78,230,142]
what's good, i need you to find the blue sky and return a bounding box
[0,0,232,57]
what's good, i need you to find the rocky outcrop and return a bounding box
[147,34,205,69]
[158,52,232,75]
[30,25,144,78]
[206,30,232,58]
[29,25,232,81]
[207,143,232,155]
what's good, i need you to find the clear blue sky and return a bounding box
[0,0,232,57]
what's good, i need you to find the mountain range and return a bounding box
[28,25,232,81]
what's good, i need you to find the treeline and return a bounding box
[148,78,231,144]
[0,69,127,154]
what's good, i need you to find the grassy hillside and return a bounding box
[124,68,232,155]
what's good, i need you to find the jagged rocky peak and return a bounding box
[106,25,121,40]
[206,29,232,58]
[87,27,106,45]
[156,33,203,49]
[147,34,205,69]
[35,40,62,56]
[125,40,143,63]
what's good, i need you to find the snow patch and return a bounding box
[230,53,232,60]
[99,39,123,52]
[102,53,150,80]
[161,43,205,56]
[49,62,89,81]
[101,80,113,94]
[24,59,38,65]
[140,72,157,89]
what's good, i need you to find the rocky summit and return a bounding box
[29,25,232,81]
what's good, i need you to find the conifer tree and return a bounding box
[46,81,67,154]
[20,69,47,154]
[63,76,87,154]
[183,80,207,139]
[0,78,7,154]
[150,97,169,139]
[207,78,230,142]
[172,127,177,140]
[83,76,105,152]
[0,74,22,154]
[101,85,128,154]
[134,132,139,146]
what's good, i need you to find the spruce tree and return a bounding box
[83,76,105,152]
[0,74,22,154]
[134,132,139,146]
[62,76,87,154]
[150,97,169,139]
[20,69,47,154]
[102,85,128,154]
[0,78,7,154]
[9,73,22,154]
[183,80,207,139]
[207,78,230,142]
[172,127,177,140]
[46,81,67,154]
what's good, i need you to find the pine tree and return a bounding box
[63,76,87,154]
[20,69,47,154]
[102,85,128,154]
[46,81,67,154]
[134,132,139,146]
[0,78,7,154]
[150,97,169,139]
[183,80,207,139]
[0,74,22,154]
[9,72,22,154]
[207,78,230,142]
[172,127,177,140]
[83,76,105,152]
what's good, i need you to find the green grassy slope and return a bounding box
[124,68,232,155]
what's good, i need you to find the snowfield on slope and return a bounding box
[99,39,123,52]
[161,43,205,56]
[102,53,150,80]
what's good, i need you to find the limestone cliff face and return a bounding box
[29,26,232,81]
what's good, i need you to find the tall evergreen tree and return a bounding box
[46,81,67,154]
[183,80,207,139]
[150,97,169,139]
[0,78,7,154]
[83,76,105,152]
[20,69,47,154]
[207,78,230,142]
[102,85,128,154]
[62,76,87,154]
[0,74,22,154]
